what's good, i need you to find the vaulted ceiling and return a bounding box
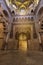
[5,0,40,15]
[6,0,39,9]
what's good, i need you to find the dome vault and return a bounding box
[6,0,39,10]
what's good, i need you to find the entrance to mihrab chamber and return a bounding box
[18,33,27,52]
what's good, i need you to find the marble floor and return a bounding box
[0,50,43,65]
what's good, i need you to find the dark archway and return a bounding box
[38,7,43,16]
[3,10,9,17]
[15,31,31,51]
